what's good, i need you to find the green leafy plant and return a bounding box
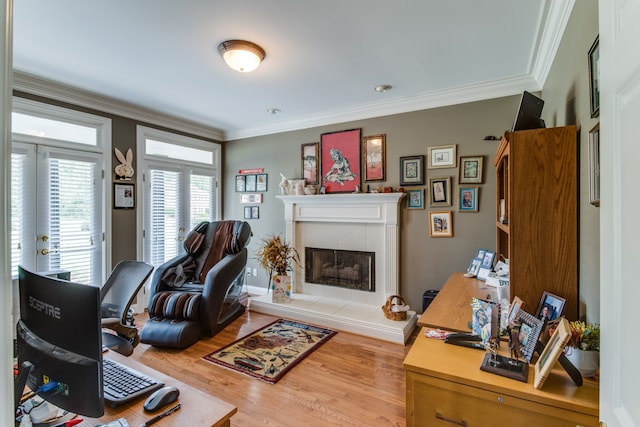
[256,234,300,290]
[567,321,600,352]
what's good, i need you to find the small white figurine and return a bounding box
[114,148,135,180]
[279,173,289,195]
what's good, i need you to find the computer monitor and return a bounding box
[512,90,546,131]
[16,266,105,417]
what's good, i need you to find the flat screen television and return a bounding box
[15,266,105,418]
[512,90,545,131]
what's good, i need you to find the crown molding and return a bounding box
[225,75,540,140]
[13,71,225,141]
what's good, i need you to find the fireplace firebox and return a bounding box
[305,247,375,292]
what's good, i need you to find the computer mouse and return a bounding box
[143,386,180,412]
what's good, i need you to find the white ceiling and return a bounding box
[12,1,573,141]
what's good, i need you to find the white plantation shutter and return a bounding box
[46,153,100,285]
[148,168,183,266]
[10,150,29,277]
[189,173,215,229]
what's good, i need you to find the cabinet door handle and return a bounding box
[435,412,467,426]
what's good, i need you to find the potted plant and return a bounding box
[256,234,300,303]
[565,320,600,377]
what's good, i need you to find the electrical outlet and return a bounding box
[252,268,257,276]
[246,267,251,275]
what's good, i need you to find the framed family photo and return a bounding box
[458,187,478,212]
[428,176,451,207]
[459,155,484,184]
[428,210,452,237]
[399,155,425,186]
[301,142,319,185]
[428,144,457,169]
[407,189,424,209]
[588,35,600,118]
[362,134,386,182]
[535,291,566,321]
[320,129,361,193]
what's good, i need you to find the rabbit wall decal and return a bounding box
[114,148,135,180]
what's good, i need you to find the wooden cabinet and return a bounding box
[404,330,599,427]
[494,126,578,320]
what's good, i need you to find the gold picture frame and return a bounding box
[428,176,451,207]
[534,318,571,389]
[362,134,386,182]
[427,144,457,169]
[459,155,484,184]
[428,210,453,238]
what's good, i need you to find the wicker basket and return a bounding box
[382,294,408,321]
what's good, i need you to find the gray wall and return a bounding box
[541,0,599,322]
[224,0,601,320]
[224,97,520,313]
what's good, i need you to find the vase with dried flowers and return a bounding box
[256,234,300,302]
[565,321,600,377]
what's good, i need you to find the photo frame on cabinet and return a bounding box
[399,155,425,186]
[362,134,386,182]
[588,123,600,207]
[301,142,319,185]
[428,176,451,207]
[458,187,478,212]
[514,309,545,363]
[459,155,484,184]
[534,291,566,321]
[320,128,361,193]
[534,318,571,389]
[406,189,424,209]
[428,210,452,237]
[588,35,600,118]
[427,144,457,169]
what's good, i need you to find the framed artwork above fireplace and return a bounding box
[320,128,361,193]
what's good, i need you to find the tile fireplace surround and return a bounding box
[249,193,417,344]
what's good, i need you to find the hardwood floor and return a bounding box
[130,309,416,426]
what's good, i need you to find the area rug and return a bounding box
[203,318,337,384]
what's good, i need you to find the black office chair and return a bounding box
[100,260,154,356]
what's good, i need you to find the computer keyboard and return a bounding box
[102,358,164,407]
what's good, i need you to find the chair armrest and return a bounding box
[101,318,139,339]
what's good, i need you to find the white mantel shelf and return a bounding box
[248,191,417,344]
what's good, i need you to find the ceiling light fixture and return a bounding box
[375,84,392,93]
[217,40,265,73]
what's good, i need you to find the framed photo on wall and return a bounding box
[235,175,246,192]
[301,142,319,185]
[458,186,478,212]
[428,210,453,237]
[114,183,135,209]
[399,155,425,186]
[588,35,600,118]
[588,123,600,207]
[428,176,451,207]
[407,189,424,209]
[459,155,484,184]
[428,144,457,169]
[362,134,386,182]
[320,128,361,193]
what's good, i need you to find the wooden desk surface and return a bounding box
[418,272,500,332]
[79,351,237,427]
[404,329,599,417]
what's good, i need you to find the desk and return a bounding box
[404,330,599,426]
[80,351,237,427]
[418,272,499,332]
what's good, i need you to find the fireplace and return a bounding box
[305,247,375,292]
[249,193,417,343]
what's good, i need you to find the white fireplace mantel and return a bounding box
[249,192,417,344]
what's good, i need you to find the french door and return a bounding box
[10,98,110,285]
[11,142,104,285]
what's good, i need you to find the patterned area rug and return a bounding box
[203,318,337,384]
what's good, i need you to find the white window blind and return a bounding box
[149,169,183,266]
[10,151,27,277]
[190,174,215,229]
